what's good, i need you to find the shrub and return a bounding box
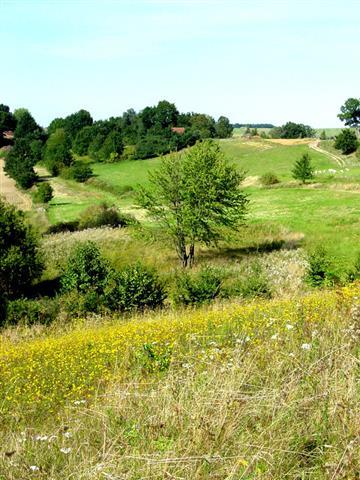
[5,297,59,326]
[62,161,92,182]
[260,172,280,186]
[61,241,110,294]
[306,246,338,287]
[79,203,137,230]
[33,182,53,203]
[172,266,222,306]
[334,129,358,154]
[61,290,102,316]
[234,263,271,299]
[0,199,44,297]
[347,252,360,282]
[104,263,165,312]
[46,220,80,234]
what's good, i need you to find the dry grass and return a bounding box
[0,288,359,479]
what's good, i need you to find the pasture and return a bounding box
[36,137,360,271]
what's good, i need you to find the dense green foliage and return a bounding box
[0,104,16,146]
[4,138,38,188]
[306,247,336,287]
[61,242,165,314]
[44,128,72,175]
[338,97,360,129]
[271,122,315,139]
[172,267,222,305]
[138,140,248,267]
[34,182,53,203]
[0,200,44,297]
[61,241,109,294]
[61,160,93,182]
[334,129,359,154]
[292,153,314,183]
[104,263,165,312]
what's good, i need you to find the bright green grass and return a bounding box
[220,138,336,178]
[248,185,360,268]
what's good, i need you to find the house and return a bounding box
[171,127,185,135]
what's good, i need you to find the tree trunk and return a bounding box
[189,243,195,268]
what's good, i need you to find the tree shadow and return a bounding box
[26,277,62,299]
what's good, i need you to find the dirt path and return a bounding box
[309,140,346,167]
[0,158,32,210]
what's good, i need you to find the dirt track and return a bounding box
[309,140,346,167]
[0,158,32,210]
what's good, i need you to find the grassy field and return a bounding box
[36,137,360,272]
[1,285,359,479]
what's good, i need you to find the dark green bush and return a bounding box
[306,247,338,287]
[61,290,102,316]
[79,203,138,230]
[172,266,222,306]
[260,172,280,186]
[104,263,165,312]
[61,241,110,294]
[61,161,92,182]
[5,297,59,326]
[334,129,358,155]
[46,220,80,234]
[0,199,44,297]
[33,182,53,203]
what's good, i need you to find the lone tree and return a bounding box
[338,98,360,135]
[292,153,314,184]
[138,140,248,267]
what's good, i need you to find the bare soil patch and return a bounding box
[0,159,32,210]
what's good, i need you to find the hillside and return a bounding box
[0,285,359,479]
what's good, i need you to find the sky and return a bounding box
[0,0,359,127]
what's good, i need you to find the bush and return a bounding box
[104,263,165,312]
[0,199,44,297]
[334,129,358,154]
[347,252,360,282]
[79,203,138,230]
[306,247,338,287]
[62,161,92,182]
[33,182,53,203]
[46,220,80,234]
[5,297,59,326]
[260,172,280,186]
[233,263,271,299]
[61,241,110,294]
[172,266,222,306]
[61,290,102,316]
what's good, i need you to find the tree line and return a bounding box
[1,100,233,190]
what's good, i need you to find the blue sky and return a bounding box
[0,0,359,127]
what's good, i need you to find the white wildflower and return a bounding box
[63,431,72,438]
[30,465,40,471]
[271,333,278,340]
[301,343,311,350]
[286,324,293,330]
[60,447,72,454]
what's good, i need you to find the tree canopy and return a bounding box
[0,199,44,297]
[338,98,360,130]
[138,140,248,267]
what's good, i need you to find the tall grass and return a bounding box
[0,284,359,478]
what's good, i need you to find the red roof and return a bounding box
[3,131,14,140]
[171,127,185,135]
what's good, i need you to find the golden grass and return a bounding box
[0,285,359,478]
